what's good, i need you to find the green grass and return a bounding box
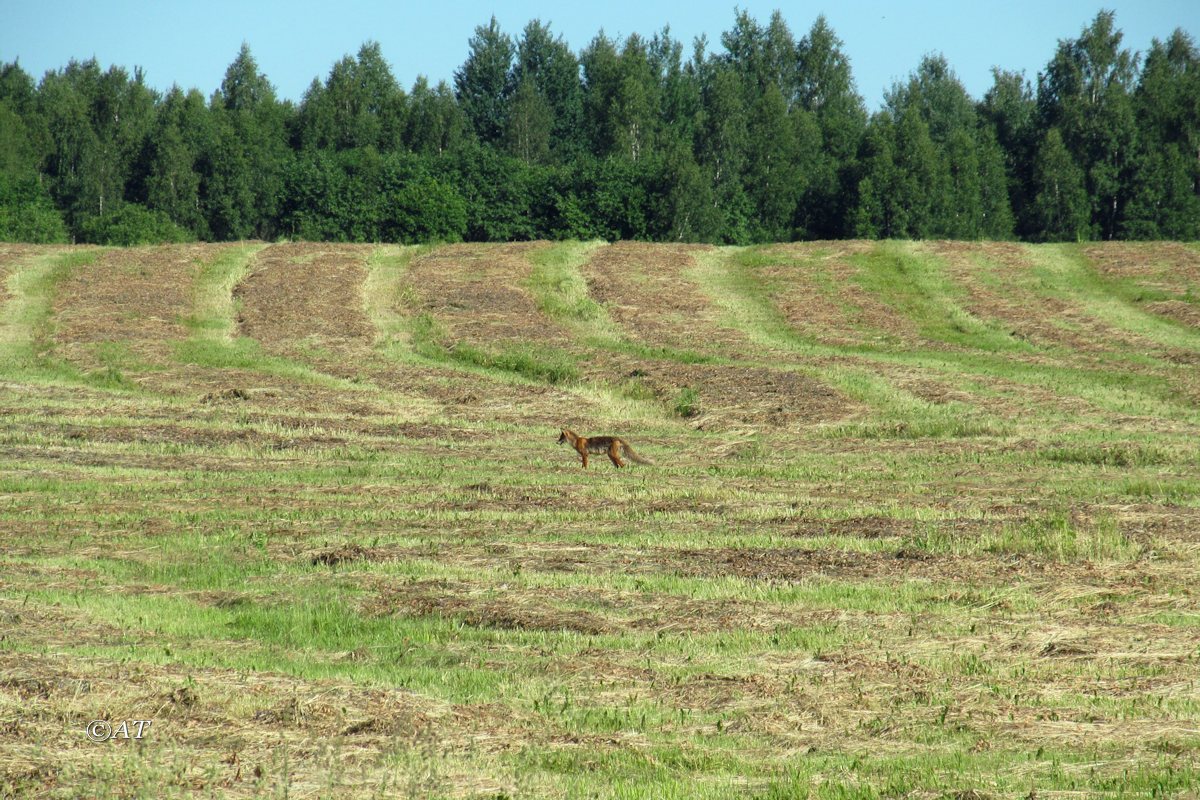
[851,242,1034,353]
[180,242,266,340]
[1032,244,1200,355]
[449,341,580,384]
[363,243,429,356]
[1039,441,1176,467]
[174,242,279,372]
[406,303,581,385]
[911,511,1144,561]
[527,240,611,329]
[672,386,700,418]
[688,246,818,354]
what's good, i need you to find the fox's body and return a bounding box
[557,429,653,469]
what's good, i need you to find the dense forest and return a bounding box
[1,9,1198,245]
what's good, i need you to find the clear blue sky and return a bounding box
[2,1,1197,109]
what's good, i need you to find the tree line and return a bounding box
[1,9,1197,245]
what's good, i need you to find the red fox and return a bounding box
[557,429,653,469]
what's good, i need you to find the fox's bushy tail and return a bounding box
[622,442,654,465]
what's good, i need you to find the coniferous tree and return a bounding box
[981,69,1037,236]
[1123,30,1200,238]
[512,21,584,159]
[0,64,66,242]
[653,138,719,242]
[795,15,866,237]
[977,126,1016,238]
[207,44,289,239]
[580,32,621,158]
[35,63,96,233]
[943,127,984,238]
[1030,127,1091,241]
[652,29,701,156]
[887,55,994,238]
[0,62,44,177]
[851,115,895,238]
[3,8,1199,245]
[305,42,405,152]
[0,98,34,180]
[745,83,802,241]
[696,62,751,242]
[35,60,157,237]
[610,35,660,162]
[890,104,942,238]
[454,17,514,145]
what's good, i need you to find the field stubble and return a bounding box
[1,240,1198,798]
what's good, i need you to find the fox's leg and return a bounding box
[608,441,624,468]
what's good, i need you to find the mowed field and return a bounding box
[1,239,1199,799]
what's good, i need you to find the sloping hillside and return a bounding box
[1,241,1198,798]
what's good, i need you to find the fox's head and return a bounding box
[557,430,568,445]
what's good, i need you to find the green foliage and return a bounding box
[514,20,585,160]
[852,107,946,239]
[504,75,552,163]
[443,145,545,241]
[136,87,210,238]
[295,41,405,153]
[673,386,700,418]
[0,201,68,243]
[450,342,579,384]
[1030,128,1091,242]
[207,44,290,240]
[1036,12,1141,240]
[387,176,467,243]
[79,203,191,245]
[0,175,68,243]
[282,149,466,243]
[404,77,466,157]
[1040,442,1172,468]
[454,17,515,145]
[981,69,1038,237]
[0,9,1197,244]
[527,242,607,323]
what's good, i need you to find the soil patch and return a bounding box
[581,241,749,356]
[403,242,574,349]
[0,648,529,798]
[236,242,605,426]
[236,242,375,365]
[54,244,240,367]
[593,359,851,431]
